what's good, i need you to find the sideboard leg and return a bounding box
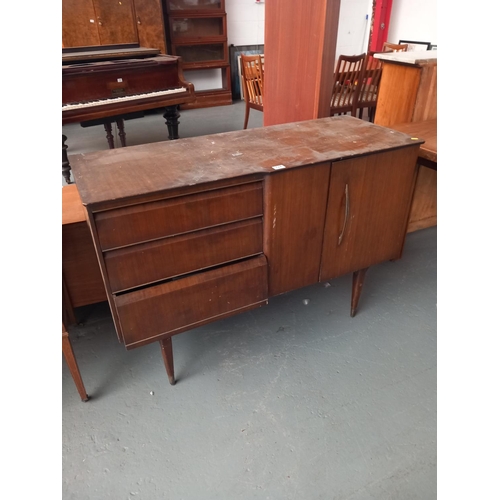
[350,267,369,317]
[160,337,176,385]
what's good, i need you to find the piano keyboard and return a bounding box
[62,87,187,112]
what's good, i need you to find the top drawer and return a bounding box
[94,182,263,251]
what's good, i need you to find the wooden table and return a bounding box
[390,119,436,169]
[62,184,107,325]
[70,116,422,386]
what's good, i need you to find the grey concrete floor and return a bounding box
[62,102,436,499]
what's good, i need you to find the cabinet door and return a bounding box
[62,0,100,47]
[134,0,167,53]
[264,163,331,296]
[93,0,138,45]
[320,147,418,281]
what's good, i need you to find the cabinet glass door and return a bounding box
[171,17,224,39]
[168,0,223,11]
[175,43,226,64]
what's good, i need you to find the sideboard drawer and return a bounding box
[95,182,263,251]
[115,255,268,348]
[104,218,263,292]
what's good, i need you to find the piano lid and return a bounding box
[62,44,161,65]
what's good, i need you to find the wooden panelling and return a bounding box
[93,0,138,45]
[374,64,421,127]
[263,0,340,125]
[263,163,331,296]
[116,256,268,348]
[62,0,100,48]
[104,218,263,292]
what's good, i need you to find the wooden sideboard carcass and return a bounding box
[70,116,423,385]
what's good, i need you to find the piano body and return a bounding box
[62,44,196,183]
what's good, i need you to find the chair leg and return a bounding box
[358,108,364,120]
[62,323,89,402]
[243,102,250,130]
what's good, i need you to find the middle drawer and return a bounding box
[104,218,263,293]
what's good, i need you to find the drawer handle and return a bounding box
[338,183,350,245]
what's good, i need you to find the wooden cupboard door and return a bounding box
[93,0,138,45]
[62,0,100,47]
[320,148,419,281]
[133,0,167,53]
[264,163,331,296]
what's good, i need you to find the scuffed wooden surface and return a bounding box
[71,116,423,207]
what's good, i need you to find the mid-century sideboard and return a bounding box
[70,116,422,385]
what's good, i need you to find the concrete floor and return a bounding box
[62,101,437,499]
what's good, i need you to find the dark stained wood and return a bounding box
[62,45,160,63]
[94,182,263,250]
[62,185,107,315]
[71,117,423,207]
[104,218,263,292]
[115,256,269,349]
[263,164,331,296]
[160,337,176,385]
[350,267,368,317]
[320,147,420,281]
[72,116,424,384]
[62,55,195,125]
[62,323,89,401]
[264,0,340,125]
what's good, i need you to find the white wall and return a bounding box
[188,0,436,92]
[387,0,437,47]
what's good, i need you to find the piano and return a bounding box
[62,44,196,183]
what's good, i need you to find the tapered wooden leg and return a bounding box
[350,267,369,317]
[103,122,115,149]
[62,323,89,402]
[116,118,126,147]
[160,337,176,385]
[243,102,250,129]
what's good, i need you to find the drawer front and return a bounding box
[115,255,268,348]
[104,218,263,293]
[95,182,263,251]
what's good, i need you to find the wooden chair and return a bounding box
[356,52,384,122]
[330,53,366,117]
[240,54,264,129]
[382,42,408,52]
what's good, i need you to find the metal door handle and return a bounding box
[338,183,350,245]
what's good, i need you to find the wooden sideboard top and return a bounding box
[70,116,423,207]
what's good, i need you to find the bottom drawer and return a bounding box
[115,255,268,348]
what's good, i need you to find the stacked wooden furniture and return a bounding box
[70,116,422,385]
[165,0,232,108]
[62,0,167,54]
[374,50,437,232]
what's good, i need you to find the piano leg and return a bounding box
[62,134,72,184]
[103,122,115,149]
[116,118,127,147]
[163,105,180,140]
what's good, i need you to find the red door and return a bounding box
[369,0,394,52]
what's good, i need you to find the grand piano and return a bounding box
[62,44,196,183]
